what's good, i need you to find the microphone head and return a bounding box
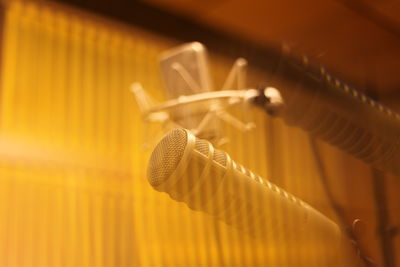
[147,128,228,192]
[147,128,188,187]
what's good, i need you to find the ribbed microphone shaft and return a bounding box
[147,129,349,266]
[271,53,400,176]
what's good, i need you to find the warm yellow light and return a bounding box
[0,1,360,266]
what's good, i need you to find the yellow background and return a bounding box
[0,1,399,266]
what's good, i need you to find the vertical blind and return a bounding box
[0,1,398,266]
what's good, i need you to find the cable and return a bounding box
[371,169,397,267]
[309,136,376,267]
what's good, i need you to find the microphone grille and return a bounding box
[194,138,227,167]
[147,128,188,187]
[213,149,227,167]
[194,138,209,155]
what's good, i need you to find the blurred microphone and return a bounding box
[253,51,400,177]
[147,128,353,265]
[156,42,400,176]
[156,42,254,144]
[159,42,220,139]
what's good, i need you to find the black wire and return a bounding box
[309,136,377,267]
[371,169,397,267]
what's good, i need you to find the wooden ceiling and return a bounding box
[143,0,400,97]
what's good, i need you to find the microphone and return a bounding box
[158,42,220,140]
[254,51,400,176]
[147,128,353,265]
[132,42,256,146]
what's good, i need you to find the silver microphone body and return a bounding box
[147,128,353,266]
[268,54,400,176]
